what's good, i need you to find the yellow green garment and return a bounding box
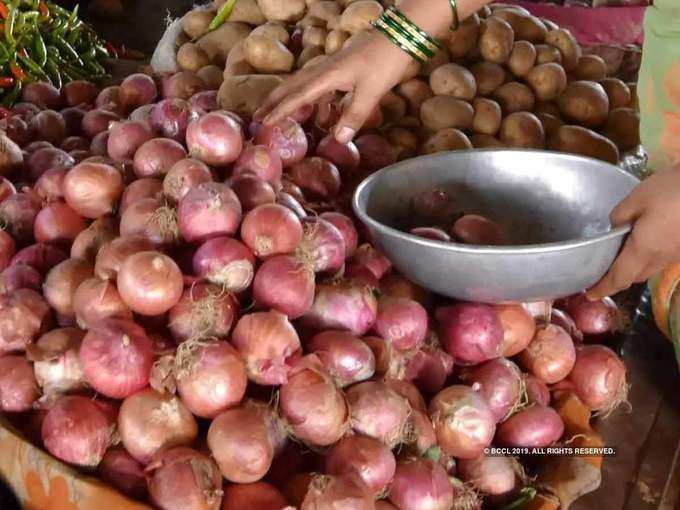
[638,0,680,172]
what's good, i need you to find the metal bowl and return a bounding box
[352,149,640,303]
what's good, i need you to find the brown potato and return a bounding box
[387,127,419,160]
[601,108,640,151]
[472,98,502,135]
[308,1,341,23]
[256,0,306,22]
[420,96,474,132]
[548,125,619,164]
[421,48,451,77]
[243,34,295,73]
[545,28,581,71]
[526,63,567,101]
[339,0,383,34]
[507,41,537,78]
[536,112,563,138]
[250,23,290,44]
[479,5,492,18]
[541,18,559,32]
[325,30,349,54]
[471,134,505,148]
[421,128,472,154]
[628,82,639,110]
[600,78,631,110]
[218,74,283,116]
[176,31,190,47]
[297,46,324,68]
[197,22,252,65]
[398,79,434,116]
[479,17,514,64]
[493,10,547,43]
[303,27,327,48]
[534,101,561,116]
[181,10,214,39]
[176,43,211,73]
[557,80,609,128]
[380,91,407,122]
[573,55,607,81]
[223,60,256,79]
[490,4,531,15]
[535,44,562,65]
[229,0,266,25]
[196,65,224,89]
[493,82,535,114]
[500,112,545,149]
[296,15,325,28]
[471,62,506,96]
[447,14,481,59]
[429,63,477,100]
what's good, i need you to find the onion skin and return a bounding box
[226,173,276,211]
[82,109,121,138]
[130,104,155,123]
[551,309,584,343]
[98,448,148,500]
[120,73,158,108]
[231,311,302,385]
[118,388,198,464]
[326,435,396,496]
[240,204,303,258]
[351,244,392,281]
[289,157,341,199]
[496,404,564,447]
[27,327,85,396]
[320,212,358,257]
[29,110,67,145]
[34,201,87,244]
[43,258,94,318]
[11,243,68,274]
[73,277,132,329]
[0,288,52,352]
[189,90,218,112]
[561,294,618,336]
[146,447,223,510]
[178,182,242,242]
[525,374,550,406]
[280,355,349,446]
[117,251,184,315]
[96,86,126,116]
[150,98,202,142]
[63,80,98,107]
[70,216,118,262]
[63,162,124,218]
[192,237,255,293]
[302,281,378,336]
[429,385,496,459]
[252,255,315,319]
[119,178,163,214]
[0,355,40,412]
[497,304,536,357]
[186,111,243,166]
[374,297,428,351]
[276,191,307,219]
[254,117,308,167]
[0,192,42,243]
[163,158,213,202]
[459,358,523,422]
[162,71,206,100]
[457,455,516,496]
[35,168,67,203]
[388,458,454,510]
[299,218,346,274]
[95,235,154,280]
[0,264,42,294]
[301,474,374,510]
[133,137,188,178]
[307,330,375,387]
[567,344,627,412]
[316,135,360,171]
[107,120,154,161]
[222,482,290,510]
[436,303,503,365]
[90,131,110,156]
[380,274,430,308]
[519,324,576,384]
[0,177,16,203]
[168,283,238,342]
[233,144,283,186]
[355,133,397,172]
[42,395,113,467]
[27,147,76,181]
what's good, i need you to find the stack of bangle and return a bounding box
[371,6,442,63]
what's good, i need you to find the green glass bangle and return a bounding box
[384,7,442,53]
[379,13,436,59]
[449,0,460,31]
[370,7,441,63]
[372,17,430,63]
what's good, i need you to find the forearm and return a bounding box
[397,0,492,38]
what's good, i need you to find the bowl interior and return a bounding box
[357,150,639,247]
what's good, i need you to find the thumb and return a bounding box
[609,193,644,227]
[333,86,380,144]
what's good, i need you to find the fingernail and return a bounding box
[585,292,599,301]
[334,126,355,144]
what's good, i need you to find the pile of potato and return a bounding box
[174,0,640,165]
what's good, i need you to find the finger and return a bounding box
[263,72,338,126]
[636,260,666,283]
[333,83,382,143]
[610,191,646,227]
[586,238,647,300]
[253,73,310,121]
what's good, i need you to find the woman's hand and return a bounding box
[587,169,680,299]
[254,31,412,144]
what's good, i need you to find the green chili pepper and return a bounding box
[65,4,77,29]
[54,36,81,64]
[45,1,69,17]
[0,43,10,65]
[499,488,537,510]
[33,31,47,66]
[66,26,80,45]
[208,0,238,31]
[45,58,61,89]
[5,3,17,46]
[18,54,49,80]
[94,44,109,59]
[2,79,21,107]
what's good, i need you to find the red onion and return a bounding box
[120,73,158,108]
[107,120,154,161]
[82,109,121,138]
[412,347,455,395]
[222,482,290,510]
[43,258,94,317]
[162,71,206,100]
[302,280,378,336]
[436,303,503,365]
[207,401,284,483]
[451,214,505,245]
[11,101,41,120]
[351,244,391,280]
[374,296,428,351]
[29,109,66,145]
[460,358,523,422]
[320,212,358,257]
[133,137,187,178]
[146,447,223,510]
[26,147,75,181]
[117,251,183,315]
[1,116,31,145]
[0,192,40,243]
[70,216,118,262]
[458,455,517,496]
[410,227,451,242]
[326,435,396,496]
[551,309,584,342]
[297,217,345,273]
[0,288,51,352]
[355,133,397,172]
[168,283,238,341]
[406,409,438,455]
[227,173,276,210]
[252,255,315,319]
[561,294,618,336]
[22,81,62,108]
[231,311,301,385]
[277,191,307,218]
[302,474,374,510]
[429,385,496,459]
[496,304,536,357]
[63,80,98,107]
[388,458,454,510]
[61,136,90,152]
[42,395,114,467]
[11,243,67,274]
[567,344,627,413]
[380,275,430,308]
[60,106,86,136]
[189,90,218,112]
[519,324,576,384]
[98,448,147,500]
[176,341,247,418]
[525,374,550,406]
[150,98,202,142]
[192,236,255,292]
[34,201,87,244]
[94,235,153,280]
[129,104,155,123]
[63,162,124,218]
[118,387,198,463]
[289,157,341,199]
[0,355,39,412]
[233,144,283,186]
[281,179,305,202]
[0,264,42,294]
[178,182,242,242]
[163,158,213,202]
[0,176,16,203]
[73,277,132,329]
[119,177,162,214]
[410,189,458,227]
[186,111,243,166]
[347,380,410,447]
[384,379,427,412]
[90,130,110,156]
[496,404,564,447]
[255,117,308,167]
[27,327,85,395]
[0,230,15,272]
[119,198,179,245]
[96,85,126,116]
[316,135,360,171]
[241,203,303,258]
[307,330,375,387]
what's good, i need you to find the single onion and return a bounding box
[150,98,202,142]
[436,303,503,365]
[307,330,375,387]
[227,173,276,211]
[29,110,66,144]
[241,203,303,258]
[280,355,348,446]
[119,198,179,246]
[63,80,98,107]
[11,243,67,274]
[120,73,158,108]
[98,448,147,500]
[351,244,391,280]
[320,212,358,257]
[133,137,187,178]
[233,144,283,186]
[347,380,410,447]
[119,177,162,214]
[34,201,87,244]
[168,283,238,341]
[254,117,308,167]
[82,109,121,138]
[129,104,155,123]
[42,395,113,467]
[162,71,206,100]
[0,264,42,294]
[410,189,458,227]
[192,236,255,292]
[384,379,428,412]
[497,304,536,357]
[90,131,110,156]
[70,216,118,262]
[117,251,184,315]
[63,162,124,218]
[412,347,455,395]
[27,147,75,181]
[231,311,301,385]
[163,158,213,202]
[302,280,378,336]
[567,344,627,413]
[289,157,341,199]
[107,120,154,161]
[388,458,453,510]
[207,401,284,483]
[0,288,52,352]
[21,81,62,108]
[43,258,94,317]
[26,327,85,395]
[457,455,517,496]
[118,387,198,464]
[525,374,550,406]
[496,404,564,447]
[298,217,345,273]
[301,474,374,510]
[429,385,496,459]
[94,235,154,280]
[252,255,315,319]
[178,182,242,243]
[222,482,290,510]
[316,135,360,171]
[355,133,397,172]
[146,447,223,510]
[460,358,523,422]
[60,107,86,136]
[189,90,218,112]
[96,85,126,115]
[186,111,243,166]
[551,309,584,343]
[519,324,576,384]
[34,169,66,203]
[0,355,40,412]
[0,192,42,243]
[326,435,396,496]
[373,296,428,351]
[73,277,132,329]
[561,294,618,336]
